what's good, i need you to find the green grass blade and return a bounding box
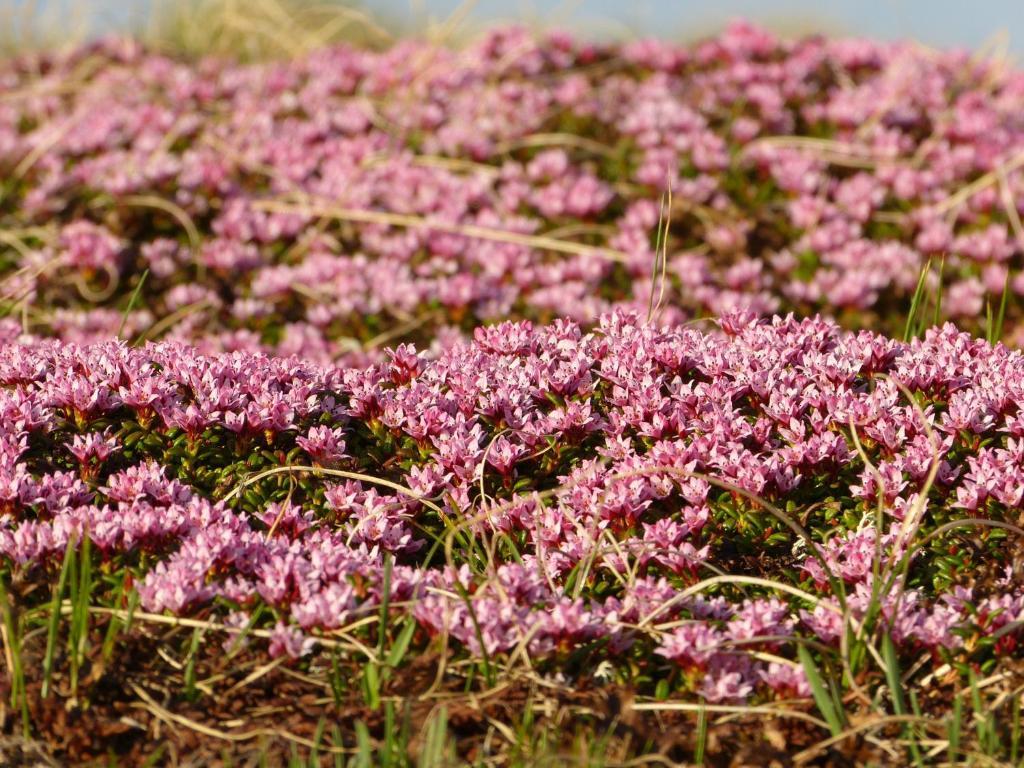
[1011,692,1020,764]
[42,536,75,698]
[377,553,392,660]
[354,721,373,768]
[0,571,29,738]
[223,602,263,658]
[903,258,932,342]
[947,695,962,764]
[141,744,168,768]
[907,690,925,768]
[421,706,449,768]
[990,269,1011,344]
[385,616,416,669]
[968,669,994,753]
[881,634,905,715]
[66,535,79,694]
[183,626,202,700]
[798,645,843,737]
[452,580,494,687]
[69,531,93,697]
[646,192,668,324]
[100,570,129,663]
[118,268,149,339]
[694,700,707,765]
[382,700,396,768]
[330,648,345,706]
[362,659,381,710]
[332,724,346,768]
[310,715,327,767]
[932,256,945,327]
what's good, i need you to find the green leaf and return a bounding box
[385,617,416,669]
[655,678,670,700]
[362,660,381,710]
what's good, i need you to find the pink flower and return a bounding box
[295,425,348,465]
[656,622,724,667]
[68,429,119,468]
[59,221,123,271]
[267,622,316,659]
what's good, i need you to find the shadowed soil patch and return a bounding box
[0,616,893,767]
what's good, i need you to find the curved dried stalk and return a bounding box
[130,682,352,754]
[253,196,632,262]
[639,575,839,629]
[134,299,215,344]
[3,115,83,200]
[792,713,935,764]
[741,135,894,169]
[71,262,120,303]
[362,151,500,178]
[112,194,203,256]
[493,132,619,158]
[221,463,447,519]
[433,459,888,687]
[934,149,1024,216]
[630,699,831,730]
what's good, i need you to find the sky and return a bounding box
[379,0,1024,52]
[10,0,1024,54]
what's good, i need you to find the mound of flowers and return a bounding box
[2,311,1021,704]
[3,22,1024,360]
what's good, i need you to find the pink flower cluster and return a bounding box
[4,22,1024,360]
[1,311,1021,700]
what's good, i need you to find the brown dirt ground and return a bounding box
[0,615,897,767]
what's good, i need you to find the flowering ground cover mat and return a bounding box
[0,18,1023,767]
